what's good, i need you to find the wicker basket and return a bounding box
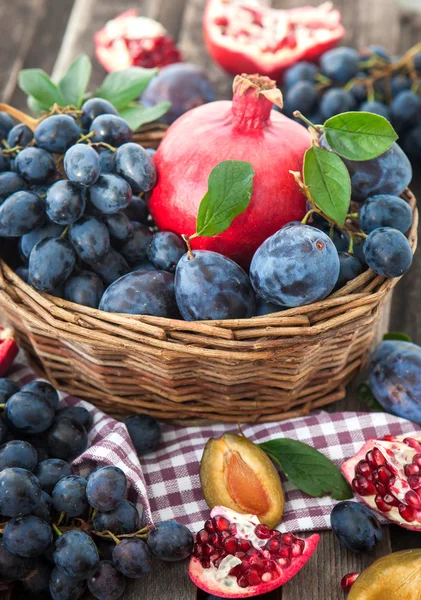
[0,123,417,422]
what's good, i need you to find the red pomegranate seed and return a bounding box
[413,454,421,467]
[246,568,262,586]
[375,494,392,512]
[213,515,230,532]
[373,465,393,483]
[229,523,237,535]
[372,447,386,466]
[352,475,376,496]
[238,575,249,588]
[238,539,252,552]
[229,562,242,576]
[404,438,421,453]
[265,537,281,553]
[405,463,420,476]
[383,493,400,507]
[408,475,421,490]
[382,435,396,441]
[405,490,421,508]
[365,450,375,467]
[399,503,416,522]
[235,551,246,560]
[193,542,202,557]
[209,533,221,547]
[219,531,230,541]
[210,551,222,563]
[223,536,238,554]
[255,524,271,539]
[204,518,214,533]
[278,546,292,559]
[356,460,373,480]
[281,532,294,545]
[202,543,214,558]
[375,482,387,496]
[246,548,259,557]
[201,558,210,569]
[341,572,359,591]
[278,555,291,568]
[196,529,209,544]
[291,540,305,557]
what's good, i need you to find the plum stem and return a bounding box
[182,234,195,260]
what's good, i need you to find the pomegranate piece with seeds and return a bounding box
[188,506,320,598]
[94,9,182,72]
[342,434,421,530]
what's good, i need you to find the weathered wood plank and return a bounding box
[124,557,196,600]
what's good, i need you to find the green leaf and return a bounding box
[18,69,65,108]
[195,161,255,238]
[357,383,384,412]
[303,146,351,226]
[324,112,398,161]
[27,95,48,115]
[59,54,92,108]
[259,438,353,500]
[383,332,412,343]
[119,102,171,131]
[95,68,158,111]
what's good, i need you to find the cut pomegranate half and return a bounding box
[342,434,421,531]
[188,506,320,598]
[203,0,345,81]
[94,9,183,72]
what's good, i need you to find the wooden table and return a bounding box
[1,0,421,598]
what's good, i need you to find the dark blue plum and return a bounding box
[49,566,86,600]
[46,180,86,225]
[0,440,37,470]
[124,414,162,455]
[310,213,350,252]
[175,251,256,320]
[142,63,215,124]
[369,340,421,422]
[15,147,56,183]
[89,248,129,285]
[68,215,110,263]
[352,238,368,268]
[34,115,80,154]
[145,147,156,159]
[0,152,10,173]
[0,468,41,517]
[334,252,363,291]
[47,417,88,460]
[22,559,52,594]
[0,190,45,236]
[21,380,59,410]
[284,61,318,89]
[147,520,193,562]
[283,81,318,118]
[103,212,133,242]
[120,222,153,264]
[20,221,64,259]
[390,74,411,97]
[81,98,119,130]
[64,271,104,309]
[0,378,20,402]
[114,142,156,194]
[7,124,33,148]
[320,47,360,83]
[56,406,92,431]
[5,391,55,434]
[32,490,54,523]
[90,115,132,147]
[390,90,421,133]
[53,530,100,580]
[147,231,185,273]
[93,500,140,535]
[250,224,340,307]
[256,295,284,315]
[123,196,148,224]
[98,148,115,174]
[331,501,381,552]
[0,171,26,201]
[363,226,412,278]
[64,144,101,186]
[4,515,52,557]
[319,88,356,120]
[0,539,35,579]
[16,265,29,282]
[360,100,390,120]
[88,560,126,600]
[130,259,156,272]
[112,538,151,578]
[90,174,132,214]
[86,466,127,511]
[29,237,76,292]
[20,433,49,462]
[52,475,88,517]
[359,194,413,234]
[0,112,14,138]
[34,458,72,494]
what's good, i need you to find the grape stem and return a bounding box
[91,142,116,153]
[57,511,66,526]
[0,104,39,131]
[52,524,63,537]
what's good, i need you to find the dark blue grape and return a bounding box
[47,417,88,460]
[0,539,35,579]
[320,47,360,83]
[34,115,80,154]
[88,560,126,600]
[175,251,256,320]
[21,380,59,410]
[90,115,132,147]
[0,151,10,173]
[123,196,148,224]
[4,515,52,557]
[98,148,115,174]
[114,142,157,194]
[49,566,86,600]
[99,270,178,317]
[103,212,133,242]
[46,180,86,225]
[90,174,132,214]
[334,252,363,290]
[112,538,151,578]
[0,171,26,202]
[400,123,421,162]
[0,191,45,236]
[147,520,193,562]
[52,475,88,517]
[34,458,72,494]
[366,45,390,62]
[414,51,421,72]
[20,221,64,260]
[390,90,421,133]
[390,74,411,97]
[0,440,37,470]
[331,501,381,552]
[5,391,55,434]
[86,466,127,511]
[22,558,52,594]
[89,248,129,285]
[147,231,184,273]
[124,414,162,455]
[15,147,56,183]
[93,500,140,534]
[32,490,54,523]
[64,144,101,186]
[283,81,318,118]
[81,98,119,130]
[7,124,33,148]
[250,224,340,307]
[0,468,41,517]
[95,537,115,562]
[56,406,92,431]
[363,226,413,278]
[0,418,8,445]
[0,112,14,139]
[64,271,104,309]
[360,100,390,120]
[284,61,318,89]
[320,88,356,121]
[359,194,413,234]
[0,378,20,402]
[120,222,153,264]
[29,237,76,292]
[54,530,99,579]
[256,295,283,315]
[349,73,368,103]
[68,215,110,263]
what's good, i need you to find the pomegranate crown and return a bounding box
[233,74,284,110]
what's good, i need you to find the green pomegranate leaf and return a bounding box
[303,146,351,226]
[59,54,92,109]
[324,111,398,161]
[195,161,255,238]
[119,102,171,131]
[18,69,65,108]
[27,95,49,115]
[383,332,412,343]
[95,67,158,110]
[259,438,353,500]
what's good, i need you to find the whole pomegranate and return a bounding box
[149,74,311,266]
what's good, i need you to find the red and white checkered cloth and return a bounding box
[9,357,421,534]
